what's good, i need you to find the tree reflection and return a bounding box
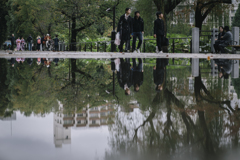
[106,60,240,160]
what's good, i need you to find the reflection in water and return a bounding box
[0,58,239,160]
[53,101,115,148]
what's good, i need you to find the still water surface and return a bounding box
[0,58,240,160]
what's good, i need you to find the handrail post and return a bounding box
[172,39,175,53]
[91,43,92,52]
[105,42,107,52]
[97,42,99,52]
[192,27,200,77]
[85,43,86,52]
[143,41,145,53]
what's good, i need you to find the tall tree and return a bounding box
[152,0,184,34]
[55,0,131,51]
[0,0,9,45]
[232,3,240,27]
[194,0,232,31]
[6,0,57,39]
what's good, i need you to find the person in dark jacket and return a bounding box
[218,26,233,53]
[154,11,165,53]
[214,26,225,53]
[132,58,143,92]
[54,35,59,51]
[27,34,33,51]
[41,35,45,51]
[117,8,133,52]
[153,58,168,91]
[10,34,15,51]
[132,11,144,53]
[116,58,133,95]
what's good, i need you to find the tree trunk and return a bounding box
[71,16,77,51]
[195,8,203,32]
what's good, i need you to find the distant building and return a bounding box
[53,101,115,148]
[171,0,239,27]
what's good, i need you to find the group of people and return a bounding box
[117,8,166,53]
[9,34,59,51]
[115,58,168,95]
[213,26,233,53]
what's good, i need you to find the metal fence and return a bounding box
[60,37,192,53]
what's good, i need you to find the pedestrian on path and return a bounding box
[16,37,21,51]
[27,34,33,51]
[132,11,144,53]
[54,35,59,51]
[154,11,165,53]
[11,34,15,51]
[20,37,25,51]
[36,36,41,51]
[41,35,45,51]
[117,8,133,52]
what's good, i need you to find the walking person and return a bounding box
[41,35,45,51]
[117,8,133,52]
[45,34,51,50]
[154,11,165,53]
[20,37,25,51]
[132,11,144,53]
[16,37,21,51]
[10,34,15,51]
[54,35,59,51]
[214,26,225,53]
[36,36,41,51]
[27,34,33,51]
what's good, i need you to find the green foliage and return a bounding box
[232,3,240,27]
[0,0,8,45]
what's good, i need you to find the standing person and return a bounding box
[154,11,165,53]
[153,58,168,91]
[36,36,41,51]
[20,37,25,51]
[41,35,45,51]
[10,34,15,51]
[132,11,144,53]
[214,26,225,53]
[16,37,21,51]
[117,8,133,52]
[54,35,59,51]
[132,58,143,92]
[27,34,33,51]
[45,34,51,49]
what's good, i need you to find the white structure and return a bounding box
[53,101,115,148]
[53,101,71,148]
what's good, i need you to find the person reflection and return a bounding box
[153,58,168,91]
[116,58,133,95]
[132,58,143,92]
[215,59,232,79]
[10,58,15,67]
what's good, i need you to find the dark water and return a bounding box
[0,58,240,160]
